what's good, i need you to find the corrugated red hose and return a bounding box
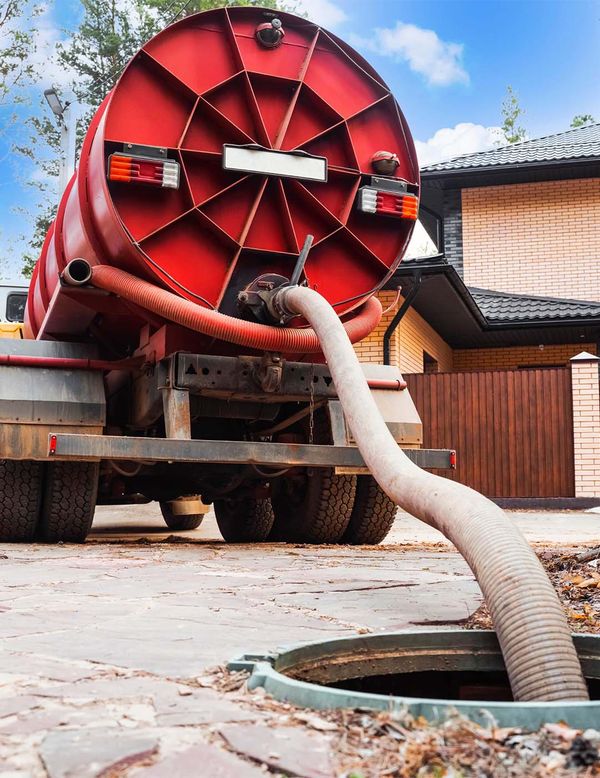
[88,265,382,353]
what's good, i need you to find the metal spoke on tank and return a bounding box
[273,29,319,150]
[318,29,390,91]
[136,49,198,101]
[241,72,270,148]
[338,225,394,271]
[195,209,240,250]
[197,176,265,246]
[192,173,253,211]
[276,180,299,254]
[134,206,198,246]
[196,96,255,145]
[218,245,244,308]
[337,175,361,224]
[290,119,344,156]
[277,81,344,152]
[273,82,302,151]
[298,29,320,82]
[238,177,268,247]
[292,119,359,174]
[343,93,391,126]
[342,119,360,173]
[177,96,201,150]
[223,8,245,72]
[285,178,344,232]
[141,11,244,95]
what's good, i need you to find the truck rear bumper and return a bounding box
[48,432,454,471]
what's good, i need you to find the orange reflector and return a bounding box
[108,153,180,189]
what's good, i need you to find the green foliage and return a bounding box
[571,114,596,128]
[20,202,55,277]
[0,1,40,105]
[500,85,526,144]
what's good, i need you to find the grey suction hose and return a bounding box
[279,285,588,702]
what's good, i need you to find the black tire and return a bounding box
[341,475,397,545]
[214,497,274,543]
[271,470,357,544]
[0,460,44,542]
[38,462,99,543]
[160,500,204,531]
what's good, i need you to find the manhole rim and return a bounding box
[229,629,600,729]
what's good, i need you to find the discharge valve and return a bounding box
[237,235,314,325]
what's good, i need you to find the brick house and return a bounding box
[355,123,600,502]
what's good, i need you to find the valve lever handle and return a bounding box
[289,234,313,288]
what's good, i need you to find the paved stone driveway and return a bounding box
[0,506,597,776]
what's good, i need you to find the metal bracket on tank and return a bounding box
[122,143,168,159]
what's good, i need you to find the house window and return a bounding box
[424,351,439,374]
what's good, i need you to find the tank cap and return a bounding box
[256,19,285,48]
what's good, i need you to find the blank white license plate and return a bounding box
[222,145,328,182]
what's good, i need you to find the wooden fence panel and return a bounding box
[404,368,575,497]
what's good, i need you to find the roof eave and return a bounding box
[421,155,600,182]
[388,259,600,332]
[485,316,600,330]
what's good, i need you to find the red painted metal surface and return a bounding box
[26,7,419,349]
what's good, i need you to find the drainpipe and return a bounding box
[382,270,422,365]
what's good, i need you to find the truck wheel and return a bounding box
[214,498,274,543]
[0,460,43,542]
[38,462,99,543]
[160,498,204,531]
[341,475,397,545]
[271,470,356,544]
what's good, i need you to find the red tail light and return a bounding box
[108,153,180,189]
[358,186,418,220]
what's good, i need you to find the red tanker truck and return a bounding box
[0,6,451,544]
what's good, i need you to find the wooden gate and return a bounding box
[404,368,575,498]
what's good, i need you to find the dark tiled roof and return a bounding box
[470,287,600,323]
[422,122,600,173]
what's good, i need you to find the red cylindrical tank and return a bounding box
[26,7,419,346]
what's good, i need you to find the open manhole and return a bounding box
[230,630,600,729]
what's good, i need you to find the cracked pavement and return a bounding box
[0,505,598,776]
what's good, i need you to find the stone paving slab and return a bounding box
[39,730,159,778]
[136,742,266,777]
[220,723,335,778]
[0,504,594,775]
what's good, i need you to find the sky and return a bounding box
[0,0,598,281]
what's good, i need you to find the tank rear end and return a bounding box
[3,8,445,546]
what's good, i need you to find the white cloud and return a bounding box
[414,122,503,166]
[295,0,348,29]
[352,21,468,87]
[30,5,76,91]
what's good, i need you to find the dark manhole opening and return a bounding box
[328,669,600,702]
[233,631,600,728]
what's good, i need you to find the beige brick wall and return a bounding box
[354,290,400,366]
[354,291,453,373]
[462,178,600,301]
[397,305,453,373]
[356,295,597,375]
[570,354,600,497]
[454,343,597,371]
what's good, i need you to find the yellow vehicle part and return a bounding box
[0,323,23,339]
